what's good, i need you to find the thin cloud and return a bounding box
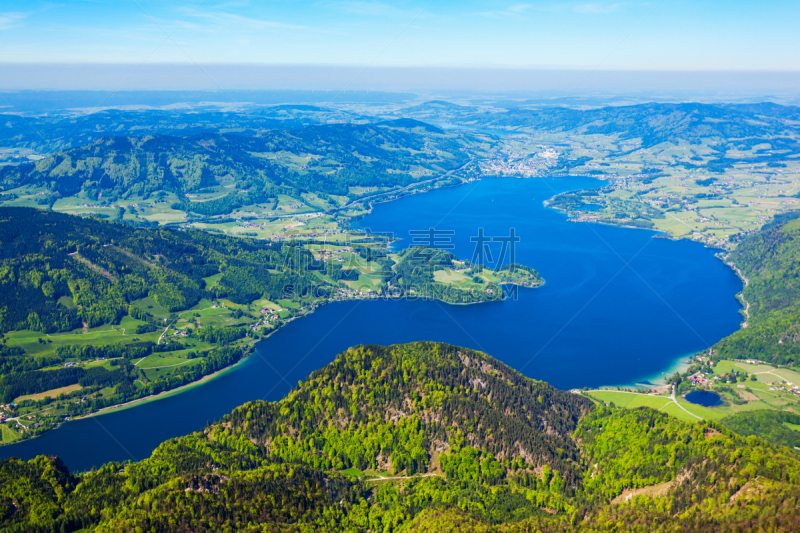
[327,1,421,18]
[573,3,627,14]
[0,12,27,30]
[188,10,307,30]
[478,2,630,18]
[476,3,536,19]
[507,4,533,13]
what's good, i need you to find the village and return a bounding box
[479,146,561,177]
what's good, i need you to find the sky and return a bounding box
[0,1,799,91]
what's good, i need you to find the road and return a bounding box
[670,385,703,419]
[339,158,479,211]
[584,388,703,420]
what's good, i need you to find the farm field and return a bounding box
[589,357,800,425]
[587,390,672,410]
[4,317,161,360]
[0,425,21,443]
[586,390,703,422]
[15,384,82,403]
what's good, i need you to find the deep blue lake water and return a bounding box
[0,177,743,471]
[685,390,724,407]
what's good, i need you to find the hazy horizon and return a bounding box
[2,1,800,101]
[1,64,800,103]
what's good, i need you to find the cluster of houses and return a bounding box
[238,220,265,230]
[316,246,353,263]
[0,404,12,423]
[79,203,116,209]
[259,308,282,322]
[689,375,710,386]
[336,287,376,299]
[767,381,800,395]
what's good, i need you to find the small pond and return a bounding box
[685,390,724,407]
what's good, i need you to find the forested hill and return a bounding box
[0,121,471,200]
[714,212,800,365]
[221,342,592,486]
[0,206,330,336]
[0,106,370,153]
[2,342,800,532]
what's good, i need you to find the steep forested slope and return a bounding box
[714,212,800,365]
[0,207,330,336]
[221,342,591,485]
[0,207,342,408]
[1,342,799,532]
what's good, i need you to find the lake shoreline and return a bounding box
[1,278,549,445]
[1,176,744,466]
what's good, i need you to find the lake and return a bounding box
[685,390,724,407]
[0,176,743,471]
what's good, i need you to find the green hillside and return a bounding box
[0,121,473,205]
[0,207,330,336]
[714,212,800,366]
[0,106,369,154]
[1,342,799,532]
[0,208,543,441]
[0,206,340,436]
[410,101,800,150]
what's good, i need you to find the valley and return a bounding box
[0,96,799,531]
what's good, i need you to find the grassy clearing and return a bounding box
[136,355,196,369]
[203,273,223,289]
[340,467,362,478]
[4,318,160,360]
[433,269,469,284]
[57,295,77,309]
[0,425,22,443]
[15,384,82,403]
[277,299,300,309]
[82,358,120,370]
[730,361,800,385]
[130,296,171,319]
[588,391,671,410]
[659,402,700,423]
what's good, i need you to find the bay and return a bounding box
[0,177,742,471]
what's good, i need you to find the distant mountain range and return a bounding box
[400,101,800,148]
[0,120,471,201]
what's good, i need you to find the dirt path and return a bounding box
[156,325,171,345]
[367,472,441,482]
[671,385,703,420]
[584,388,703,420]
[139,360,194,370]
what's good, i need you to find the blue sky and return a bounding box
[1,1,798,71]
